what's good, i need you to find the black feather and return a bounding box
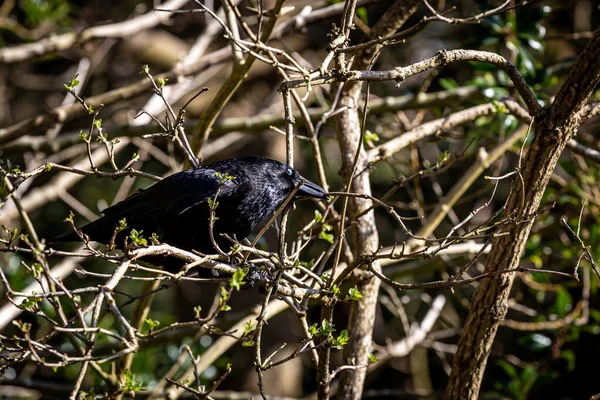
[53,157,326,272]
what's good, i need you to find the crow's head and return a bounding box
[276,161,328,200]
[210,156,328,201]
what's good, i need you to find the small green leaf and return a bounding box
[330,329,349,349]
[438,77,458,90]
[157,77,169,87]
[320,319,335,336]
[314,209,323,223]
[229,268,248,291]
[31,263,43,279]
[215,171,235,183]
[145,318,160,333]
[117,219,128,232]
[150,232,160,245]
[12,320,32,333]
[19,297,40,312]
[356,7,368,24]
[64,211,74,224]
[194,306,202,319]
[319,223,334,244]
[122,369,142,392]
[129,229,147,246]
[347,286,363,301]
[64,74,80,91]
[243,320,255,334]
[437,150,450,165]
[364,130,380,146]
[492,100,508,113]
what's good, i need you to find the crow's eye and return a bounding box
[286,167,293,176]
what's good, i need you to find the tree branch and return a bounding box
[445,29,600,399]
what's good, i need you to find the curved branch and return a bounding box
[283,49,543,117]
[368,99,524,163]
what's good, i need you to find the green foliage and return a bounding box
[19,297,40,313]
[493,361,539,400]
[242,320,256,347]
[229,268,248,291]
[194,306,202,319]
[319,319,335,336]
[116,219,128,232]
[157,77,169,87]
[2,225,19,244]
[121,369,143,393]
[150,232,160,245]
[330,329,349,350]
[129,229,147,246]
[30,263,43,279]
[294,258,315,272]
[553,288,573,317]
[215,171,235,183]
[347,286,363,301]
[319,223,334,244]
[144,318,160,334]
[364,130,380,146]
[308,319,338,338]
[20,0,72,29]
[437,150,450,165]
[356,7,368,24]
[12,320,31,333]
[314,209,323,223]
[63,74,80,91]
[0,155,21,176]
[243,320,255,334]
[219,287,231,311]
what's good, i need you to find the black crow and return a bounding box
[54,156,327,272]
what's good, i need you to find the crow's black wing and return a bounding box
[54,167,239,244]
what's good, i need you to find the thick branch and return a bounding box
[333,2,421,399]
[445,29,600,399]
[282,49,542,117]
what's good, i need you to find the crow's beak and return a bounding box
[298,179,328,200]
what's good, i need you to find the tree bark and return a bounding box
[445,29,600,399]
[333,2,421,399]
